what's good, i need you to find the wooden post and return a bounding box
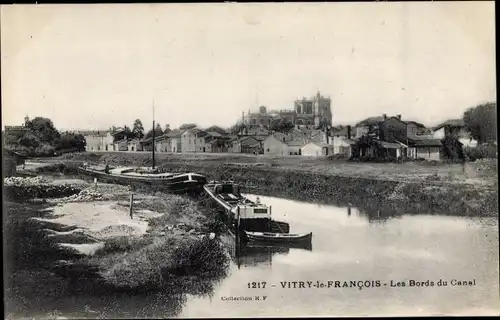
[236,206,241,270]
[236,206,240,242]
[129,193,134,219]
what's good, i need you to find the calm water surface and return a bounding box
[179,194,499,317]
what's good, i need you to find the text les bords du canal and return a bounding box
[247,279,476,290]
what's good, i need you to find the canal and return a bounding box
[179,194,499,317]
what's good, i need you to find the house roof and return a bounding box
[287,139,306,146]
[239,136,261,147]
[111,128,126,136]
[434,119,465,130]
[81,130,108,137]
[331,127,349,136]
[271,132,288,141]
[404,120,426,128]
[183,128,207,136]
[252,135,267,141]
[302,141,333,148]
[166,129,186,138]
[246,127,270,135]
[206,131,223,138]
[379,141,402,149]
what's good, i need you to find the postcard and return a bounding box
[2,2,498,318]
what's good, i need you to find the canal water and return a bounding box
[179,194,499,317]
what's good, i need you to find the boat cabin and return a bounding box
[209,182,272,220]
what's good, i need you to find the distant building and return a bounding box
[83,131,115,151]
[433,119,477,147]
[263,134,289,156]
[300,142,334,157]
[294,91,333,127]
[181,128,209,153]
[229,136,262,154]
[242,91,332,128]
[165,129,185,153]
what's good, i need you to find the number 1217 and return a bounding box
[248,281,267,289]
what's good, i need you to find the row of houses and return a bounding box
[82,115,478,161]
[350,114,478,161]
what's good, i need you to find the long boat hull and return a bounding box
[243,231,313,244]
[77,167,206,195]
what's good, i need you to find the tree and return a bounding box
[205,125,228,136]
[145,124,164,139]
[441,136,465,162]
[379,120,406,143]
[316,119,330,130]
[56,133,86,152]
[229,122,247,135]
[18,131,40,148]
[179,123,197,130]
[463,102,497,144]
[352,135,383,159]
[270,119,294,133]
[25,117,61,144]
[132,119,145,139]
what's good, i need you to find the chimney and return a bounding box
[347,125,351,139]
[383,113,387,120]
[397,114,401,120]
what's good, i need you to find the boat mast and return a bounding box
[152,100,155,170]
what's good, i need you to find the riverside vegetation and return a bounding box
[59,152,498,217]
[4,174,230,319]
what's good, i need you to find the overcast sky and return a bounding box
[1,2,496,131]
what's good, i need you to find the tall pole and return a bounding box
[152,100,155,170]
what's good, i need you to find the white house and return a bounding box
[181,128,209,153]
[332,136,353,156]
[287,140,306,155]
[127,140,143,152]
[154,135,170,152]
[407,139,442,161]
[166,129,184,153]
[300,142,334,157]
[263,134,289,156]
[114,139,128,151]
[433,119,478,148]
[84,130,115,151]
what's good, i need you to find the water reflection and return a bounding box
[223,234,313,269]
[179,194,499,318]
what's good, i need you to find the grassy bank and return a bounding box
[58,152,498,216]
[4,176,230,319]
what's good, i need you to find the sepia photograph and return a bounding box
[2,2,498,318]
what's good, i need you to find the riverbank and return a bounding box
[56,152,498,216]
[4,176,230,319]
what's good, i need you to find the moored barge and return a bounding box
[203,180,291,236]
[78,165,207,195]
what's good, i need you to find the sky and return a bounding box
[1,2,496,131]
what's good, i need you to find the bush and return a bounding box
[465,143,498,161]
[94,236,154,256]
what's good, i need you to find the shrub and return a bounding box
[465,143,498,161]
[94,236,154,256]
